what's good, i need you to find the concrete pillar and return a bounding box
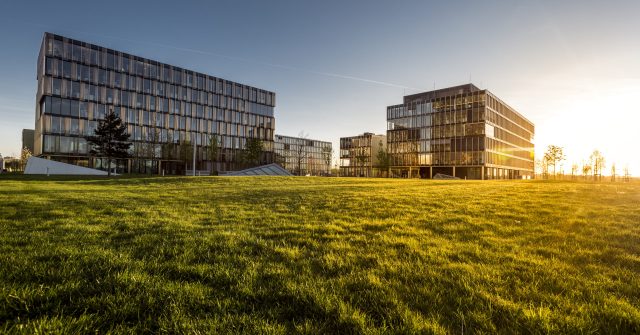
[430,166,433,179]
[452,166,456,178]
[481,166,485,180]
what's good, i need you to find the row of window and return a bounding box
[44,58,274,107]
[45,37,275,105]
[41,76,274,117]
[41,131,275,156]
[41,97,274,131]
[41,114,274,146]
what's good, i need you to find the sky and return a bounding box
[0,0,638,175]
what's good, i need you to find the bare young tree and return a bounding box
[590,150,605,181]
[292,131,309,176]
[543,145,565,179]
[610,163,616,182]
[571,163,579,180]
[321,146,333,176]
[582,162,592,180]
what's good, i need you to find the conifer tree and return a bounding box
[87,109,132,176]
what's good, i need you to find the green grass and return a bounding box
[1,176,639,334]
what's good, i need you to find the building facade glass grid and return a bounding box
[35,32,276,174]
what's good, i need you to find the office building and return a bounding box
[34,33,276,174]
[386,84,534,179]
[274,134,332,176]
[339,132,387,177]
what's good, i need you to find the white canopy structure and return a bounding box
[24,156,110,175]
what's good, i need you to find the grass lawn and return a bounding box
[0,176,639,334]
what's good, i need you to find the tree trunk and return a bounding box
[107,157,112,177]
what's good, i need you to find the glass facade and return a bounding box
[386,84,534,179]
[339,133,387,177]
[34,33,276,174]
[273,135,332,176]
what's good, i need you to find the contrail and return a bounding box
[18,19,422,91]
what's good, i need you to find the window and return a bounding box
[70,100,79,118]
[81,65,90,82]
[44,135,56,152]
[52,39,63,57]
[98,69,107,85]
[52,78,62,96]
[106,88,113,103]
[60,137,72,153]
[79,101,88,118]
[144,79,151,93]
[63,61,72,78]
[51,97,61,115]
[107,53,115,69]
[70,118,79,135]
[71,81,80,99]
[114,73,121,88]
[121,56,129,72]
[61,99,71,116]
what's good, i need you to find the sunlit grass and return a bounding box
[1,176,639,334]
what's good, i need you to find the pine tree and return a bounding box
[87,109,132,176]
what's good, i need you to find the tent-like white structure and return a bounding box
[224,163,292,176]
[24,156,110,175]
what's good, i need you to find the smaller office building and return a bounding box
[22,129,35,154]
[340,132,387,177]
[274,134,332,176]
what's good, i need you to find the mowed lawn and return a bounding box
[1,176,639,334]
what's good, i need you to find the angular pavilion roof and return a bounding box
[224,163,293,176]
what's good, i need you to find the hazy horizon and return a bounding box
[1,0,638,175]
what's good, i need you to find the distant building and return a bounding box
[387,84,534,179]
[0,154,4,171]
[274,134,332,176]
[34,32,276,174]
[339,132,387,177]
[22,129,35,154]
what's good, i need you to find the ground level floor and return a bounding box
[37,155,269,175]
[388,165,534,180]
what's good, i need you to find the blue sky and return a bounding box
[1,0,639,173]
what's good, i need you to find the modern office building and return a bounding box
[274,134,332,176]
[339,132,387,177]
[22,129,35,154]
[34,32,276,174]
[387,84,534,179]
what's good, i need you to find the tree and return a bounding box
[590,150,605,181]
[321,146,333,176]
[243,138,263,168]
[207,135,220,174]
[582,162,592,179]
[179,139,193,172]
[610,163,616,182]
[543,145,565,179]
[355,146,368,177]
[292,132,309,176]
[376,140,390,178]
[571,163,579,180]
[87,109,132,176]
[20,147,32,171]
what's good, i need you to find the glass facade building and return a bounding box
[34,33,276,174]
[274,134,332,176]
[339,133,387,177]
[387,84,534,179]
